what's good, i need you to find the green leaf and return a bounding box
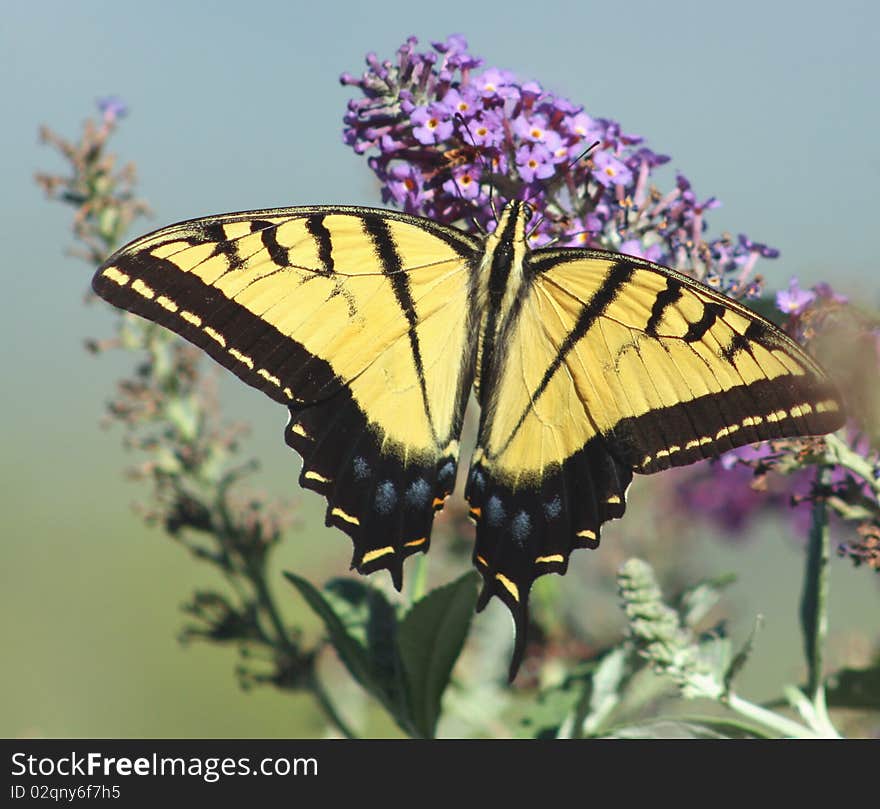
[723,615,762,696]
[283,571,376,694]
[323,577,403,704]
[514,676,584,739]
[396,571,479,738]
[288,574,426,736]
[322,577,380,646]
[577,646,628,737]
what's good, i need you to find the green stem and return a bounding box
[724,693,818,739]
[249,558,295,653]
[798,464,838,736]
[824,434,880,498]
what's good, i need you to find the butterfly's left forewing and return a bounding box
[94,206,482,587]
[466,248,844,676]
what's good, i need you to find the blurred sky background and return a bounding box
[2,0,878,737]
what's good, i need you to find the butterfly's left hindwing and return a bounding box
[466,245,844,677]
[93,206,481,586]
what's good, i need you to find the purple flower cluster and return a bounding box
[341,35,778,297]
[674,443,814,540]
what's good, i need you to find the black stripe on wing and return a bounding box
[93,249,342,406]
[362,213,439,444]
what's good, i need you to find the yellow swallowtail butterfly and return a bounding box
[93,200,844,677]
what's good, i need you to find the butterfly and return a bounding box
[93,199,844,678]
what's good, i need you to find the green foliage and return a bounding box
[396,573,479,737]
[285,571,478,738]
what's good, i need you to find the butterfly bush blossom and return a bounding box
[341,35,776,298]
[342,36,880,564]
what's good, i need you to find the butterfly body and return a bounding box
[93,200,844,677]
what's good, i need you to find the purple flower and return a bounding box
[385,164,430,210]
[813,282,848,304]
[473,67,517,99]
[441,87,479,119]
[776,278,817,316]
[592,150,633,188]
[431,34,469,54]
[469,112,504,148]
[738,233,780,259]
[97,96,127,124]
[619,239,664,262]
[564,111,600,141]
[515,143,556,183]
[411,103,454,144]
[674,446,815,541]
[442,165,483,200]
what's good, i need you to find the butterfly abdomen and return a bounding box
[473,201,531,400]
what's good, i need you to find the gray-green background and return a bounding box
[2,0,877,737]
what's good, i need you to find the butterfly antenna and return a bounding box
[455,113,497,226]
[525,139,602,241]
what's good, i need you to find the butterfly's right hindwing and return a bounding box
[93,206,482,587]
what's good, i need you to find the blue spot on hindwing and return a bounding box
[486,496,505,527]
[352,456,371,481]
[511,511,531,547]
[438,460,456,489]
[375,480,397,516]
[405,479,431,509]
[543,495,562,520]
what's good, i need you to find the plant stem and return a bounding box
[824,433,880,498]
[724,693,818,739]
[798,464,839,736]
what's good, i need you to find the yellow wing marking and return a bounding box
[361,546,394,564]
[203,327,226,347]
[331,507,360,526]
[131,279,155,299]
[257,368,281,387]
[101,266,130,286]
[228,348,254,369]
[495,573,520,602]
[535,554,564,564]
